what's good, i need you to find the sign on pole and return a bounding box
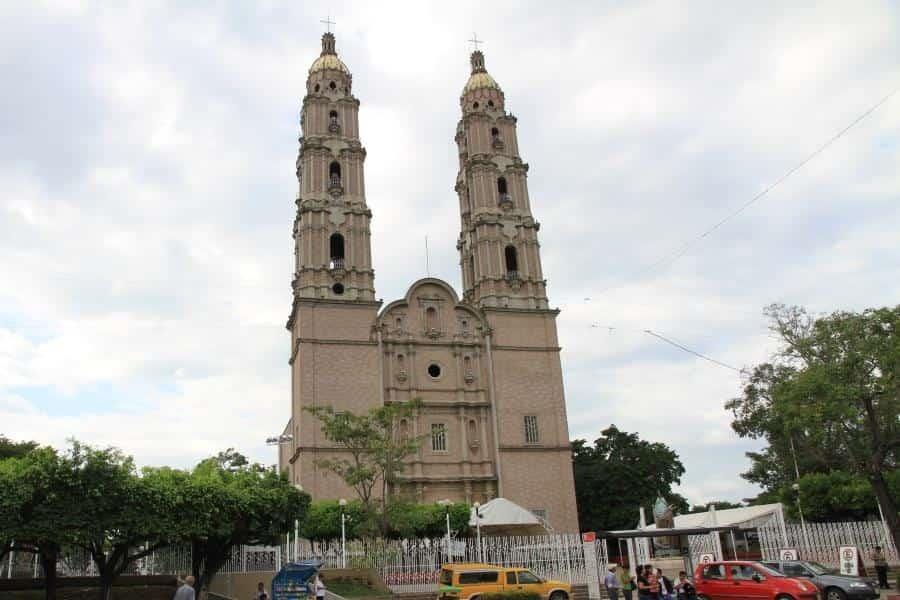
[839,546,859,576]
[779,548,799,561]
[582,532,596,543]
[699,553,715,564]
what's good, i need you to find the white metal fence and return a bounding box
[759,520,898,567]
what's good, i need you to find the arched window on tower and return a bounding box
[329,233,345,269]
[497,177,511,207]
[505,245,519,278]
[329,161,342,192]
[491,126,503,149]
[329,110,340,133]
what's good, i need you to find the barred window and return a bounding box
[524,415,539,444]
[431,423,447,452]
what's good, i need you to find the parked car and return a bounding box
[693,560,819,600]
[438,563,571,600]
[760,560,879,600]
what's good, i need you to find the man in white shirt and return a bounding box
[605,565,621,600]
[173,575,196,600]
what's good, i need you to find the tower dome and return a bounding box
[309,32,349,75]
[462,50,501,95]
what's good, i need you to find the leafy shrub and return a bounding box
[482,592,542,600]
[299,500,471,539]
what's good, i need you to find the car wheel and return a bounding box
[775,595,796,600]
[549,592,568,600]
[825,588,846,600]
[697,595,711,600]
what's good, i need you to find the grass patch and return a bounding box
[326,580,392,600]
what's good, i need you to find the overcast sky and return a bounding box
[2,1,899,506]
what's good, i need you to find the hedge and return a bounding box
[481,592,542,600]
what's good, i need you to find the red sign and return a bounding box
[582,532,596,543]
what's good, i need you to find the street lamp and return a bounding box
[339,498,348,569]
[438,499,453,563]
[473,501,483,563]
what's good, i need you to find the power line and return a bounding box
[643,329,744,373]
[589,85,900,297]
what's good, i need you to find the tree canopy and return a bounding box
[0,442,309,600]
[727,304,900,549]
[573,425,687,532]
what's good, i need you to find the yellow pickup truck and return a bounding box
[438,563,571,600]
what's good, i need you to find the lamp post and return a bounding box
[473,502,483,563]
[438,499,453,563]
[339,498,347,569]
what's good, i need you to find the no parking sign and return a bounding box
[699,553,715,564]
[839,546,858,576]
[779,548,799,561]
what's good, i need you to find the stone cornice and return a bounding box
[286,297,382,331]
[482,306,560,316]
[490,344,562,352]
[498,444,571,452]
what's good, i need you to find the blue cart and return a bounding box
[271,559,323,600]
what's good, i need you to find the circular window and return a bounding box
[427,363,442,379]
[329,81,337,90]
[332,283,345,295]
[488,100,495,108]
[473,102,479,109]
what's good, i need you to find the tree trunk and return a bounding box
[40,548,58,600]
[98,571,114,600]
[870,470,900,553]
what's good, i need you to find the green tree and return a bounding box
[0,435,38,460]
[66,443,184,600]
[727,304,900,550]
[0,447,76,600]
[573,425,686,531]
[304,400,423,531]
[187,451,310,594]
[688,501,744,514]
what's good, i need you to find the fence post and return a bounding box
[581,535,601,600]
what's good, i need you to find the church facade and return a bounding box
[279,32,579,533]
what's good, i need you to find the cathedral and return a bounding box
[279,32,579,533]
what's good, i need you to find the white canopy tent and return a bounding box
[469,498,550,536]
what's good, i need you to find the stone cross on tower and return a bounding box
[468,32,483,51]
[320,14,336,33]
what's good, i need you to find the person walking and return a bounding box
[314,573,327,600]
[871,545,889,589]
[255,581,269,599]
[605,565,621,600]
[173,575,196,600]
[618,563,635,600]
[674,571,695,599]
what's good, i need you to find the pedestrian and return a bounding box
[638,564,657,599]
[605,565,621,600]
[255,581,269,600]
[674,571,695,600]
[618,563,635,600]
[656,568,673,600]
[173,575,196,600]
[315,573,326,600]
[872,545,889,589]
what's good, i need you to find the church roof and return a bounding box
[462,50,501,95]
[309,32,349,75]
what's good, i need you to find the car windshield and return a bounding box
[804,562,832,575]
[754,564,785,577]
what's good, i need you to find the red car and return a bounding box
[694,561,820,600]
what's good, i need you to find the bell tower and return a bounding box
[283,32,382,497]
[291,32,375,303]
[456,50,549,310]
